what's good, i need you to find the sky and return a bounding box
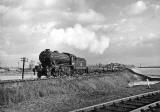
[0,0,160,67]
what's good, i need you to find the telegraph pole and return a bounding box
[20,57,28,80]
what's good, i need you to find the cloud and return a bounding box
[39,24,110,54]
[115,32,160,47]
[1,6,32,26]
[0,5,9,14]
[1,0,160,66]
[77,9,106,23]
[31,22,57,34]
[115,18,138,33]
[151,4,160,16]
[126,1,147,15]
[89,24,110,31]
[1,0,106,27]
[22,0,57,9]
[152,4,160,11]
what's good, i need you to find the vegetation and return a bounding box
[0,70,136,106]
[0,70,160,112]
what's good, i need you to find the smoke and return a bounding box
[47,24,110,54]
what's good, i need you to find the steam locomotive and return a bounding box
[35,49,88,78]
[34,49,126,78]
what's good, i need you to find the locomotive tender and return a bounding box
[36,49,88,78]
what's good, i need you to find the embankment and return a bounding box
[1,70,160,112]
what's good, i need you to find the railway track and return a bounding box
[70,90,160,112]
[131,101,160,112]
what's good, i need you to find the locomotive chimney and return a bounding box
[46,49,50,51]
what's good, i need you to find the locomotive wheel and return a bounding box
[46,72,51,78]
[51,68,57,77]
[54,72,59,77]
[46,67,51,78]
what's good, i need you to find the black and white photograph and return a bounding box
[0,0,160,112]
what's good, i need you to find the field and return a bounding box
[131,68,160,78]
[0,70,160,112]
[0,71,37,80]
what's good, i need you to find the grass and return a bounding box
[0,71,126,105]
[1,70,159,112]
[0,70,136,107]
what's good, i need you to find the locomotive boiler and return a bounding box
[36,49,88,78]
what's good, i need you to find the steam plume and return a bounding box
[48,24,110,54]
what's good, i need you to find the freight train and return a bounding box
[35,49,88,78]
